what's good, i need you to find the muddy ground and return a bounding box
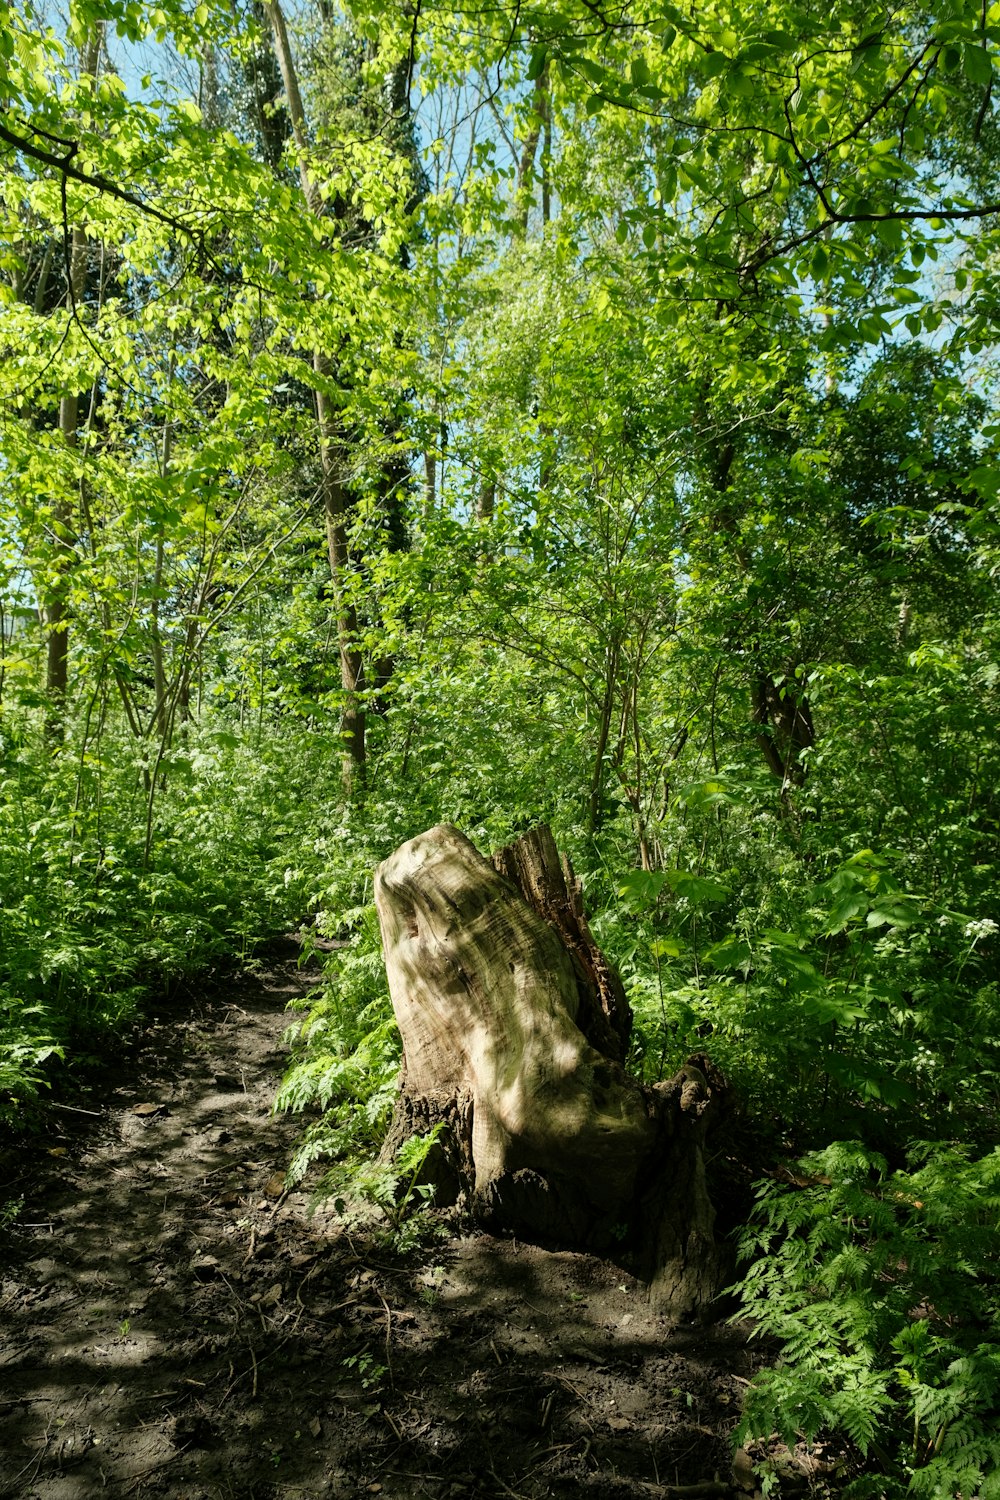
[0,943,835,1500]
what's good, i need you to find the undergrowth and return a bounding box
[276,900,453,1249]
[733,1141,1000,1498]
[277,901,401,1194]
[7,677,997,1490]
[0,715,339,1128]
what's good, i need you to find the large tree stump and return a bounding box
[375,823,725,1316]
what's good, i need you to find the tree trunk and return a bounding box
[751,668,815,788]
[265,0,366,794]
[45,26,103,741]
[375,823,726,1317]
[513,66,548,233]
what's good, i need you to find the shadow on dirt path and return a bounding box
[0,943,803,1500]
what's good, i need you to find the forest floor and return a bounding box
[0,942,840,1500]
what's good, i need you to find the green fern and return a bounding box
[733,1141,1000,1497]
[276,903,403,1202]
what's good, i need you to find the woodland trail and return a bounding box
[0,942,797,1500]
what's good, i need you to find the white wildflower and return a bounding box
[964,919,999,941]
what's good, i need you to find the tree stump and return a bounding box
[375,822,725,1317]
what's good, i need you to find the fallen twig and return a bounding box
[661,1486,733,1498]
[488,1465,528,1500]
[376,1288,394,1391]
[123,1451,181,1495]
[542,1368,589,1401]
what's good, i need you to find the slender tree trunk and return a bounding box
[45,387,77,729]
[319,437,366,780]
[750,669,815,789]
[476,478,495,521]
[200,40,221,125]
[45,27,103,742]
[514,67,548,233]
[150,354,174,749]
[707,417,815,789]
[541,107,551,224]
[265,0,365,793]
[33,238,55,315]
[587,643,619,833]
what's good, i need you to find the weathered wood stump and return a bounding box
[375,822,725,1317]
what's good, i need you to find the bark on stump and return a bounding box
[375,822,724,1317]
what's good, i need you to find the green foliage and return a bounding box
[0,1013,62,1127]
[3,0,1000,1478]
[341,1350,388,1390]
[322,1126,448,1253]
[278,900,401,1178]
[0,715,346,1120]
[733,1142,1000,1497]
[279,912,445,1246]
[601,780,1000,1149]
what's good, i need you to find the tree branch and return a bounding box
[0,114,201,243]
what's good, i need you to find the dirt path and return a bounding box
[1,944,778,1500]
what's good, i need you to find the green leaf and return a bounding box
[968,464,1000,498]
[801,989,868,1023]
[823,1052,916,1104]
[825,893,868,933]
[963,43,993,86]
[526,42,548,81]
[725,66,756,97]
[700,50,729,78]
[772,949,823,987]
[618,870,668,909]
[703,935,752,970]
[764,928,804,948]
[874,217,903,251]
[811,242,829,278]
[665,871,731,905]
[851,31,883,72]
[866,902,917,928]
[577,57,608,85]
[675,778,740,810]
